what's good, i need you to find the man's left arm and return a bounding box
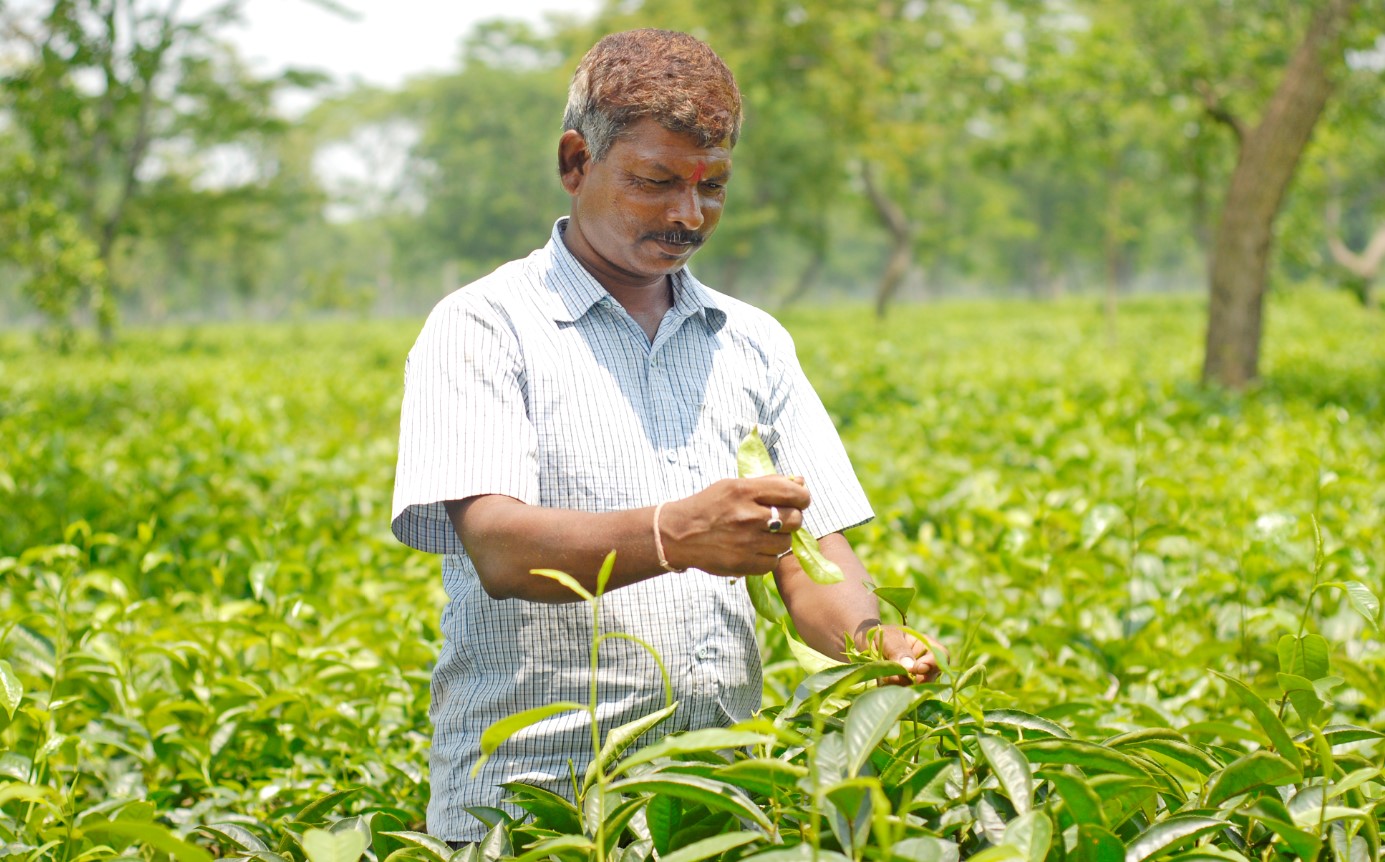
[774,532,941,686]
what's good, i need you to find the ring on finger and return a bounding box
[767,506,784,533]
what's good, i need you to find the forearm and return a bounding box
[446,495,667,602]
[775,532,882,659]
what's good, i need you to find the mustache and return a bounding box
[646,230,705,246]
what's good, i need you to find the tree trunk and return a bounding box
[1202,0,1359,388]
[777,247,827,310]
[861,161,915,319]
[1325,198,1385,308]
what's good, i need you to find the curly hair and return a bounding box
[562,29,742,162]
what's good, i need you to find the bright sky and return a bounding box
[218,0,603,89]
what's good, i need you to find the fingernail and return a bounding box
[899,656,914,670]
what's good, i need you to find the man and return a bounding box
[391,29,937,843]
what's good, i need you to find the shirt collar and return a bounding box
[542,218,727,333]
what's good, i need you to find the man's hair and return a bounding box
[562,29,742,162]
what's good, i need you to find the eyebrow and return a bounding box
[647,162,732,181]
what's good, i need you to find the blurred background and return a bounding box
[1,0,1382,335]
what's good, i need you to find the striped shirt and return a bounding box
[391,218,872,841]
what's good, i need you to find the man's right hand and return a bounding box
[657,476,812,577]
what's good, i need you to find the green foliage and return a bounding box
[0,290,1382,860]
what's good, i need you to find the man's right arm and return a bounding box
[446,475,811,602]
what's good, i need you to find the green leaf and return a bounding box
[1124,816,1226,862]
[596,550,616,597]
[583,701,679,789]
[1070,823,1123,862]
[982,709,1072,739]
[1205,750,1301,806]
[978,732,1034,815]
[1276,673,1325,725]
[745,574,785,622]
[1277,634,1330,681]
[380,831,454,862]
[1323,581,1380,628]
[511,834,594,862]
[607,773,773,833]
[784,625,845,673]
[1294,725,1384,746]
[1209,671,1303,773]
[1243,801,1321,860]
[1017,738,1151,777]
[529,568,593,602]
[297,787,364,824]
[647,792,679,857]
[302,828,366,862]
[791,529,845,584]
[889,836,960,862]
[196,823,269,853]
[715,757,808,797]
[473,702,587,776]
[785,659,903,713]
[873,585,916,620]
[1005,811,1052,862]
[1106,728,1222,776]
[0,660,21,719]
[659,830,762,862]
[736,427,776,478]
[612,727,773,776]
[844,686,921,776]
[82,822,214,862]
[501,782,582,835]
[1042,769,1106,826]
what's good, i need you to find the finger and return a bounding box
[749,476,812,509]
[763,506,803,534]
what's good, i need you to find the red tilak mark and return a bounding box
[690,162,706,184]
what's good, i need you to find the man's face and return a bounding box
[561,116,732,292]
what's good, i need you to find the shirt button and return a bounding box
[694,647,710,660]
[665,450,676,463]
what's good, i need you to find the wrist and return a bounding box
[652,501,686,573]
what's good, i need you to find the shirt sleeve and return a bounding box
[761,323,874,538]
[391,298,540,554]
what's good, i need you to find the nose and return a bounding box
[666,184,704,230]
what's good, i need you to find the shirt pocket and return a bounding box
[694,404,781,480]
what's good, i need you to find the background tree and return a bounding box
[0,0,322,336]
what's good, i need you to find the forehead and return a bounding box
[608,117,732,171]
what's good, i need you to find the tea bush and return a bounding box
[1,290,1381,862]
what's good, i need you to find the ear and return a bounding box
[558,130,591,194]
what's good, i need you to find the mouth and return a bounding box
[648,232,704,256]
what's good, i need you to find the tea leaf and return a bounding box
[380,830,455,862]
[612,727,774,776]
[873,585,916,620]
[658,830,762,862]
[82,821,214,862]
[1276,673,1325,725]
[297,787,364,824]
[607,774,773,833]
[1209,671,1303,773]
[1205,750,1301,806]
[302,828,366,862]
[843,686,921,776]
[529,568,594,602]
[1004,811,1052,862]
[745,574,785,621]
[978,732,1034,815]
[736,427,776,478]
[1322,580,1380,628]
[1017,738,1151,777]
[1069,824,1123,862]
[1125,816,1227,862]
[474,702,587,776]
[1041,770,1106,826]
[511,834,594,862]
[584,701,679,788]
[0,660,21,719]
[791,528,845,584]
[1277,634,1330,681]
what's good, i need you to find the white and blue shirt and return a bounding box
[391,218,872,841]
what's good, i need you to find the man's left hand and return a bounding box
[858,624,943,686]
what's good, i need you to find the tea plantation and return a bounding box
[1,290,1382,862]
